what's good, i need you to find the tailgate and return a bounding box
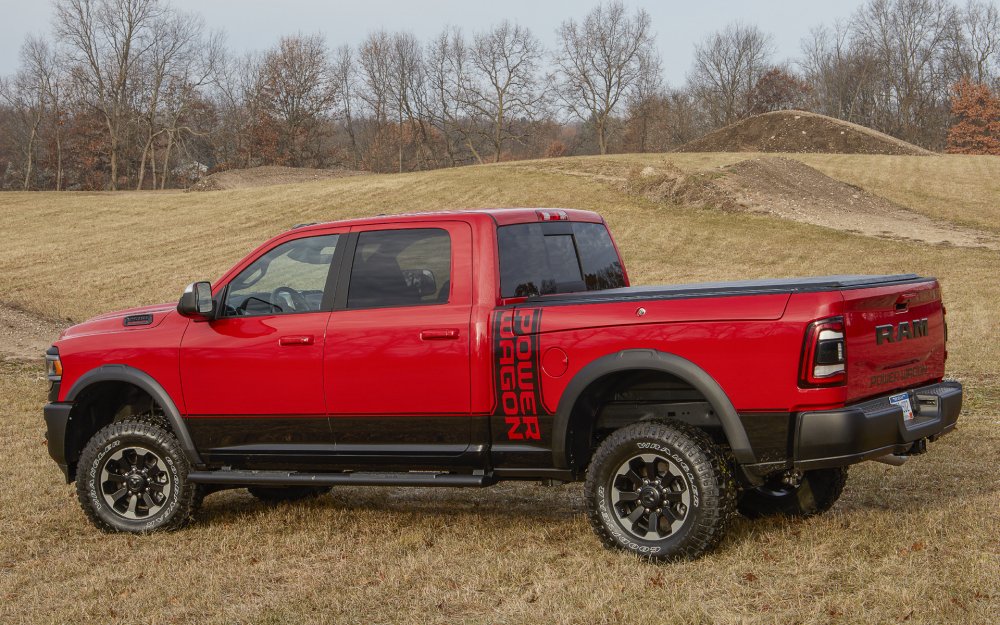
[842,279,947,403]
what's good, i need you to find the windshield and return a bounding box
[497,222,625,298]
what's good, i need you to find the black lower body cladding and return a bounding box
[43,402,73,481]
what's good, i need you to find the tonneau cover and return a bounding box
[525,274,928,305]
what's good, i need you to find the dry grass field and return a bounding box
[0,153,998,624]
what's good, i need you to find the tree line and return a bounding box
[1,0,998,191]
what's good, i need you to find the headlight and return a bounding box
[45,348,62,381]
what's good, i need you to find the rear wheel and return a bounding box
[738,467,848,518]
[247,486,332,503]
[584,421,736,561]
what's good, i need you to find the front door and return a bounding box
[325,222,474,463]
[180,231,343,466]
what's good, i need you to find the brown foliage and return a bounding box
[749,68,812,115]
[946,79,1000,155]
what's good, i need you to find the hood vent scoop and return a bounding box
[123,313,154,327]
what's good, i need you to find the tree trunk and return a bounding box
[345,116,360,170]
[466,137,484,165]
[55,128,62,191]
[398,104,404,174]
[136,137,151,190]
[107,117,118,191]
[160,131,174,190]
[23,127,36,190]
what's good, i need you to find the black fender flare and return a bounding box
[552,349,756,468]
[65,364,203,466]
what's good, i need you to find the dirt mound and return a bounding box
[675,110,933,156]
[624,164,740,211]
[187,166,367,192]
[626,157,1000,250]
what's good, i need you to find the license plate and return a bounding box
[889,393,914,420]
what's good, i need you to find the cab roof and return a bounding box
[288,208,604,235]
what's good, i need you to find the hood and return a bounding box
[58,302,176,340]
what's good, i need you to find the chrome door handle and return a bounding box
[279,335,314,346]
[420,329,460,341]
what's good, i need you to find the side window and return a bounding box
[223,234,339,316]
[347,228,451,309]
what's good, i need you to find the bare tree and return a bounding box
[0,37,55,190]
[461,21,546,162]
[388,32,428,172]
[134,9,211,189]
[426,27,482,165]
[554,1,658,154]
[949,0,1000,84]
[688,22,775,128]
[800,22,879,123]
[622,51,663,152]
[358,30,393,126]
[851,0,958,144]
[55,0,164,189]
[156,30,222,188]
[259,33,337,167]
[332,44,360,168]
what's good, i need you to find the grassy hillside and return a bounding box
[0,153,997,375]
[0,154,998,624]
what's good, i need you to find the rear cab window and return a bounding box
[497,221,625,298]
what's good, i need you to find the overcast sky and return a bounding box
[1,0,871,85]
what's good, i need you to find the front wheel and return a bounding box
[76,418,199,533]
[737,467,848,518]
[584,421,736,561]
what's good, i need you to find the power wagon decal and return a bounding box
[493,308,551,441]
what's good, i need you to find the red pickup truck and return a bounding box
[43,208,961,560]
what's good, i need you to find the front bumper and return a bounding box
[793,380,962,470]
[43,402,73,482]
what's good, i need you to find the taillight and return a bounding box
[799,317,845,387]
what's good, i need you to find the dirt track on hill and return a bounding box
[717,157,1000,249]
[0,304,66,362]
[187,165,368,191]
[626,157,1000,251]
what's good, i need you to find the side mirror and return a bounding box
[177,281,216,320]
[403,269,437,297]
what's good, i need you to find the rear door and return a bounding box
[842,279,946,403]
[324,222,475,463]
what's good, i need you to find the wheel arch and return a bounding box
[65,365,202,468]
[552,349,756,470]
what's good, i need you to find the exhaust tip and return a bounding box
[873,454,909,467]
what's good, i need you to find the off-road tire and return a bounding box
[584,421,736,561]
[737,467,848,518]
[247,486,332,503]
[76,417,199,533]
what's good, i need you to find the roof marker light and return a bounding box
[536,210,569,222]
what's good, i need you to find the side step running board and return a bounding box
[187,470,494,488]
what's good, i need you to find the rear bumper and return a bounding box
[43,402,73,482]
[793,380,962,470]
